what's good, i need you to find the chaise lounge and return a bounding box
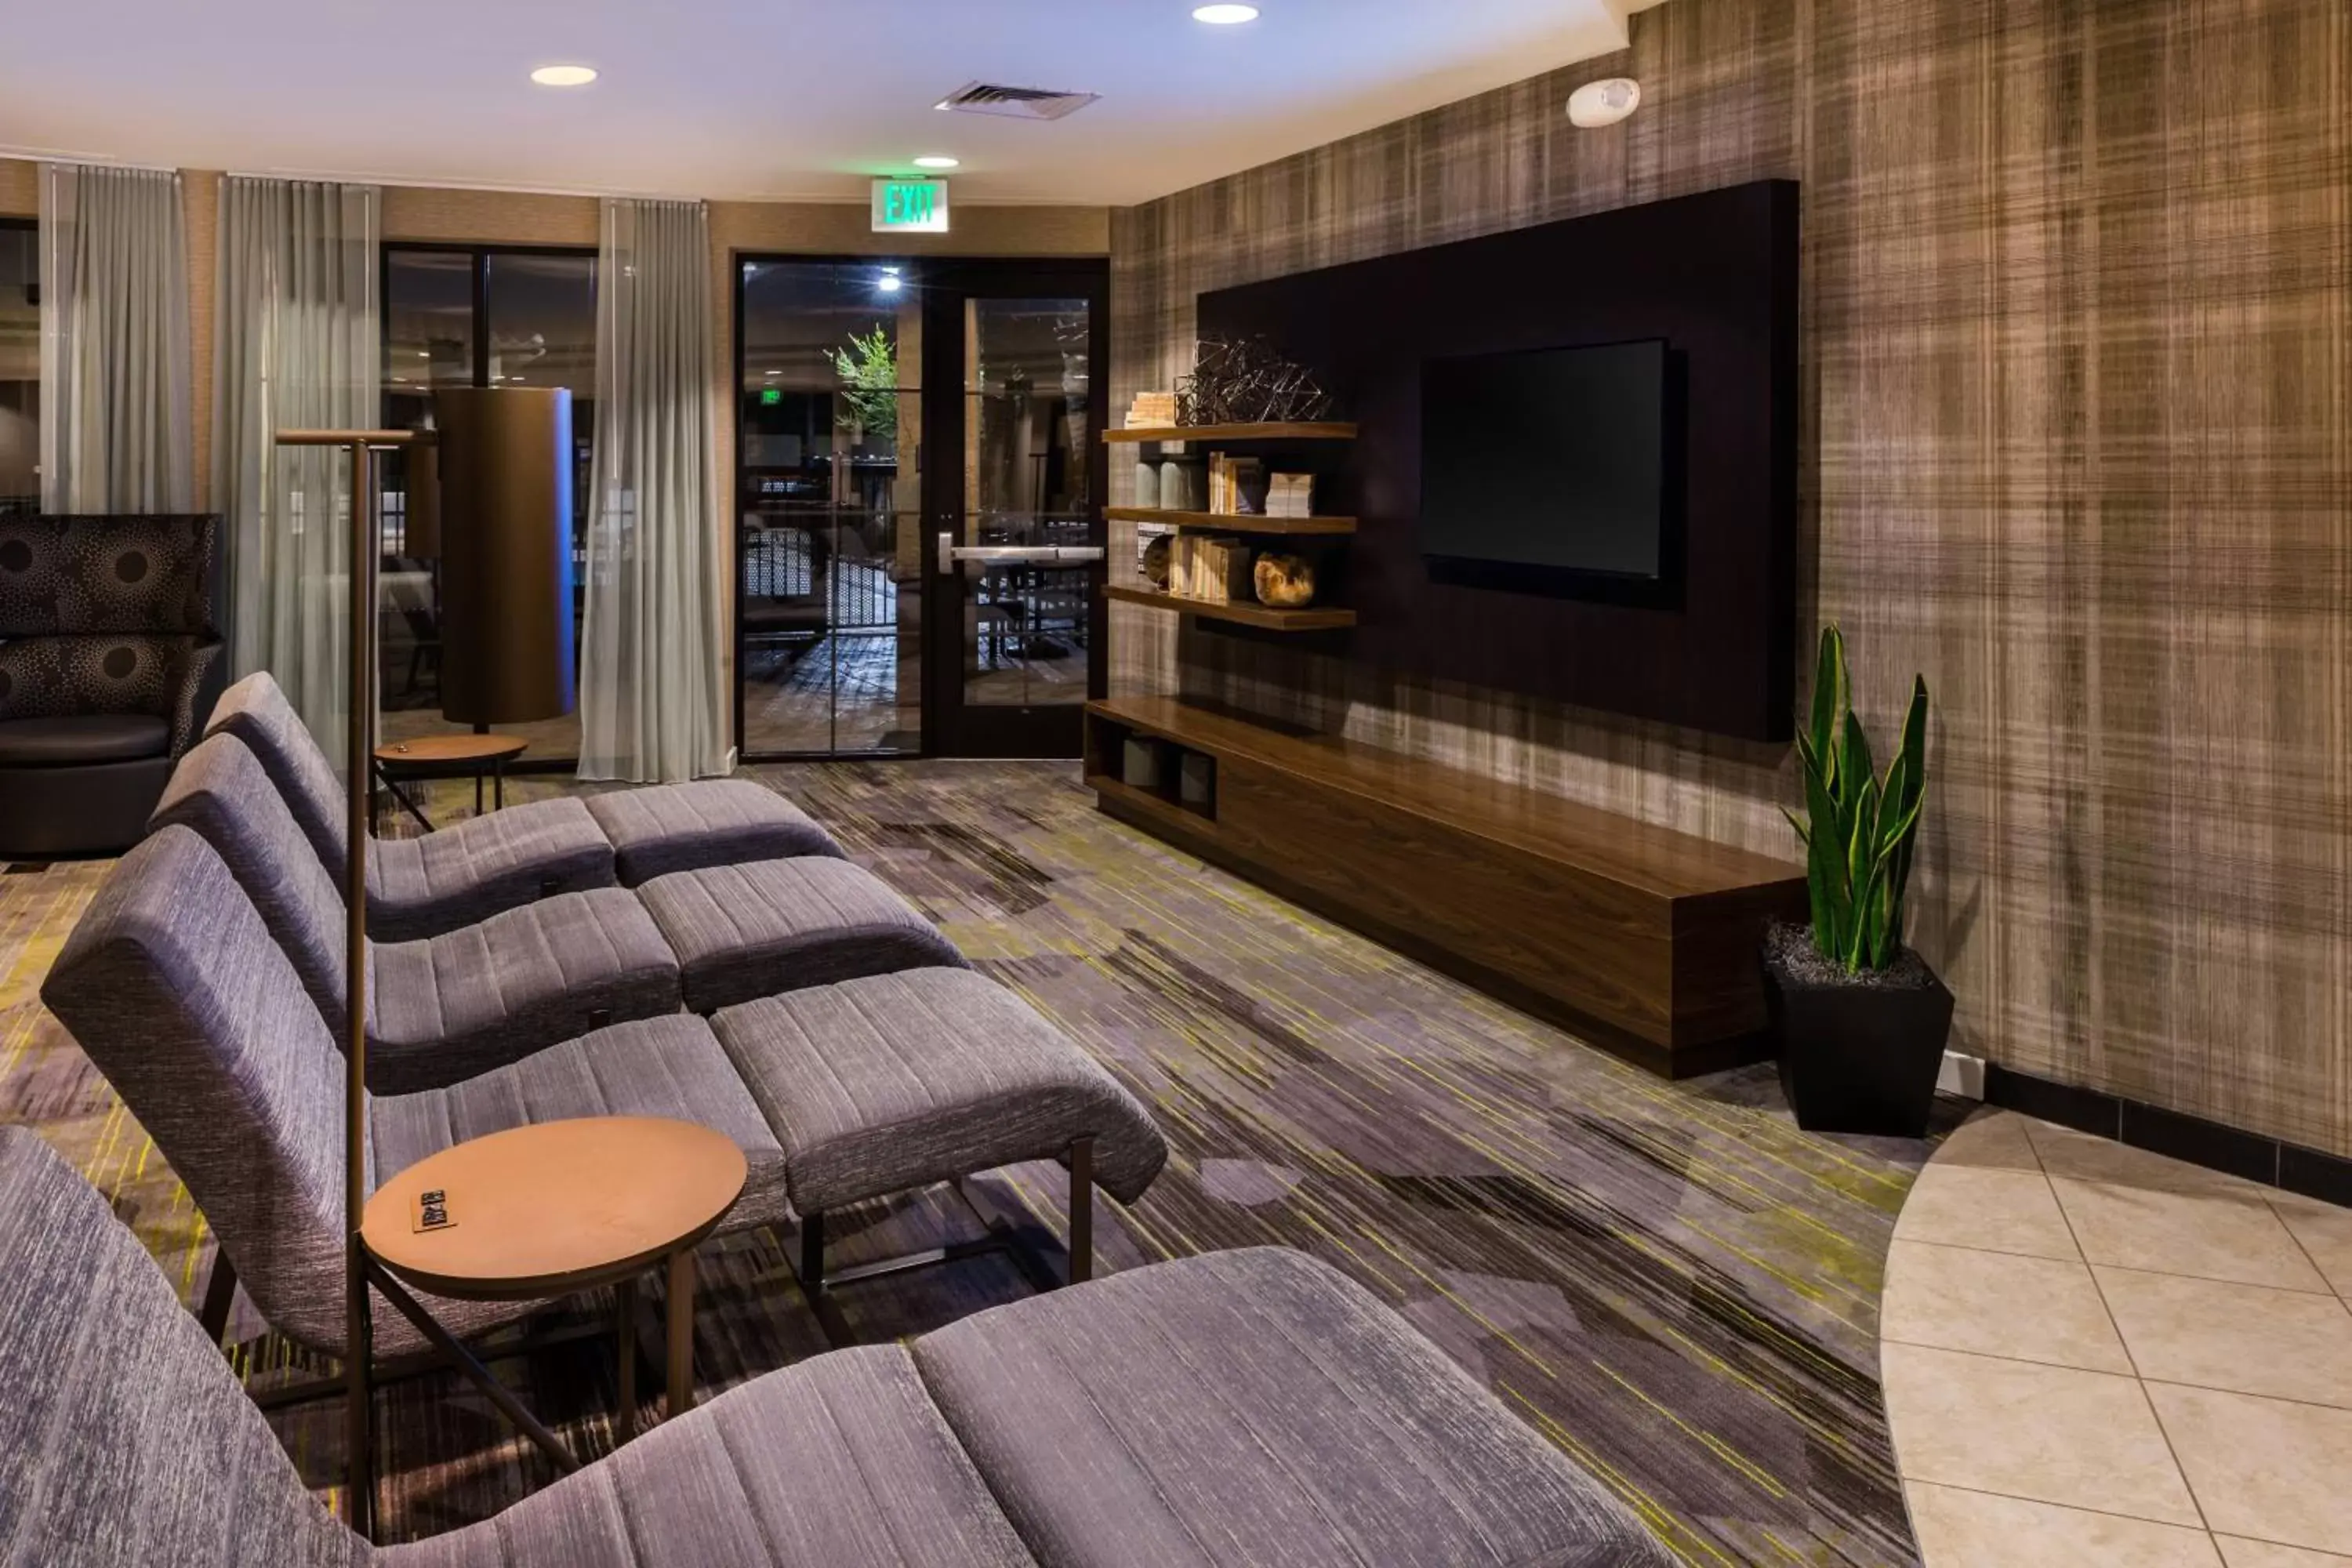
[209,670,845,940]
[42,826,1167,1356]
[153,730,965,1091]
[0,1124,1671,1566]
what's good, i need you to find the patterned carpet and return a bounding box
[0,760,1951,1564]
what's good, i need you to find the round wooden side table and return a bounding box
[372,732,529,833]
[361,1116,747,1450]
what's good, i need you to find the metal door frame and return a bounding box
[917,257,1111,759]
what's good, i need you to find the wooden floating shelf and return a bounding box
[1104,584,1357,631]
[1105,506,1358,536]
[1103,422,1359,444]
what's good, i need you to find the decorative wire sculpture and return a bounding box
[1175,336,1334,426]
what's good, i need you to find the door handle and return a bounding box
[936,532,1105,575]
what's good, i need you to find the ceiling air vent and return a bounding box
[935,82,1101,121]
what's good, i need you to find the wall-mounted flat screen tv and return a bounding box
[1418,339,1668,579]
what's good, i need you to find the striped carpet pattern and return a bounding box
[0,760,1945,1563]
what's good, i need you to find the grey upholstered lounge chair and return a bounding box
[0,1125,1670,1566]
[152,731,960,1092]
[208,670,844,941]
[42,826,1165,1359]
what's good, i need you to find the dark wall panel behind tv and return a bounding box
[1195,179,1798,742]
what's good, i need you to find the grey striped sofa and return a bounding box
[0,1126,1670,1566]
[209,671,843,941]
[41,826,1166,1359]
[153,731,964,1092]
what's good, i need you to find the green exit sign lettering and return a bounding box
[871,177,950,234]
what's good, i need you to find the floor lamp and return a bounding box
[271,425,419,1544]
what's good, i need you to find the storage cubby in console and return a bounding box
[1083,696,1806,1080]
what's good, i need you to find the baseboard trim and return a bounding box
[1978,1063,2352,1210]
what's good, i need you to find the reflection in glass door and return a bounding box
[957,297,1094,709]
[735,259,924,757]
[922,262,1109,757]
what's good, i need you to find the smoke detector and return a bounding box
[1566,78,1641,129]
[935,82,1102,121]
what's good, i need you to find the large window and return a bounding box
[736,258,922,757]
[380,245,596,763]
[0,220,37,514]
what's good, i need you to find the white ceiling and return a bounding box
[0,1,1661,207]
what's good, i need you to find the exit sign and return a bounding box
[872,177,949,234]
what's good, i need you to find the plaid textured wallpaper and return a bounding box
[1109,0,2352,1152]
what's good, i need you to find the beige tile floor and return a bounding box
[1884,1109,2352,1566]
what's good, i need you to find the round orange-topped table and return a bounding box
[372,732,528,830]
[362,1116,746,1446]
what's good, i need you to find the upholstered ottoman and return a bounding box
[585,779,844,885]
[711,966,1167,1294]
[638,857,967,1014]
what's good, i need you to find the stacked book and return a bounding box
[1267,473,1314,518]
[1208,454,1263,515]
[1123,391,1178,429]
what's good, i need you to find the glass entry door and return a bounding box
[736,259,926,757]
[920,261,1108,757]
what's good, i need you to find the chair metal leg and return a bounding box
[614,1276,637,1443]
[1068,1137,1094,1286]
[785,1147,1098,1351]
[665,1249,697,1420]
[347,1251,375,1541]
[198,1249,238,1345]
[798,1210,826,1295]
[789,1210,855,1349]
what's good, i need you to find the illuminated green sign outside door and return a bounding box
[871,177,950,234]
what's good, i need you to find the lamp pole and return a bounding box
[273,426,426,1544]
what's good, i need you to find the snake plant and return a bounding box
[1784,626,1929,975]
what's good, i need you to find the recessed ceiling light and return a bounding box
[913,155,960,169]
[531,64,597,87]
[1192,4,1260,22]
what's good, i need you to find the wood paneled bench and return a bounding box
[1083,695,1806,1080]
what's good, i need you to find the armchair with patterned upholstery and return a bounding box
[0,513,223,858]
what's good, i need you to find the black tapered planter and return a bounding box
[1763,940,1954,1138]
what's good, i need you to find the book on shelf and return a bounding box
[1268,472,1314,518]
[1167,535,1252,604]
[1123,391,1178,429]
[1208,454,1264,516]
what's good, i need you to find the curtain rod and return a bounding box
[2,149,180,176]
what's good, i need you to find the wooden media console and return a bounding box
[1083,696,1806,1080]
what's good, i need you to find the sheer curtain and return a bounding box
[578,198,733,782]
[211,177,379,752]
[38,163,194,512]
